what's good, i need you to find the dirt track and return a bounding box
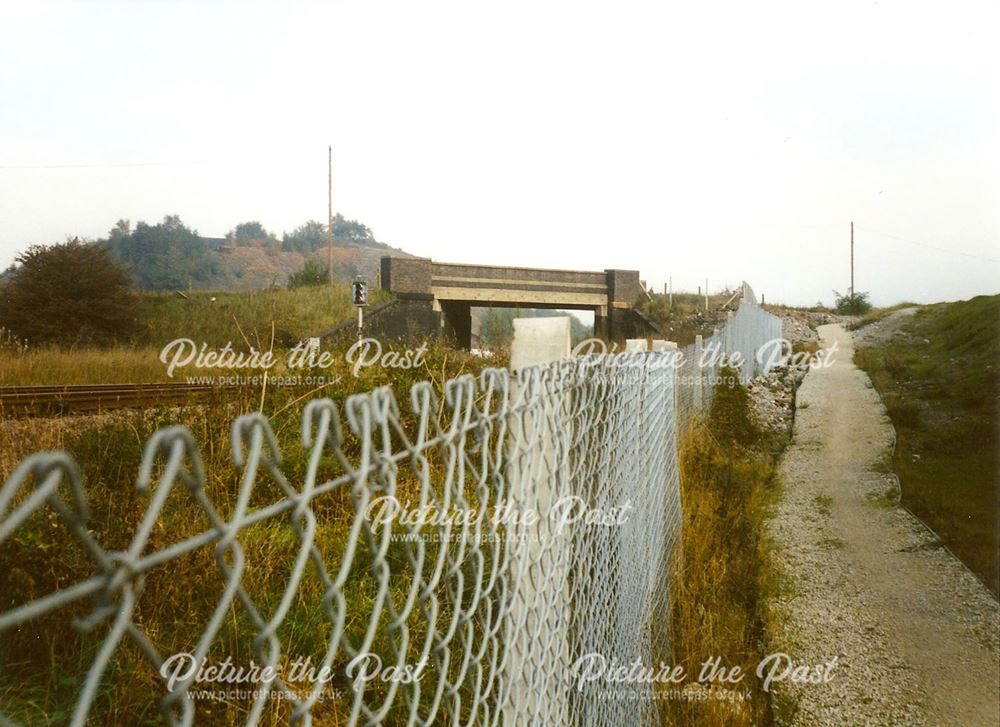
[767,324,1000,726]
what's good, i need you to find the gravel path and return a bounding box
[850,307,919,348]
[767,323,1000,726]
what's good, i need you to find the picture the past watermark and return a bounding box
[156,650,838,705]
[157,335,834,383]
[158,337,428,381]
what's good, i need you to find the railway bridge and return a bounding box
[375,256,655,347]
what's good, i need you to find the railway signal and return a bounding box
[352,279,368,307]
[352,277,368,335]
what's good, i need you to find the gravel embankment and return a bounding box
[764,324,1000,726]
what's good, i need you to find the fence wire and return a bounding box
[0,286,782,726]
[675,282,783,430]
[0,353,679,727]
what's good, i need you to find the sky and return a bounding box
[0,0,997,307]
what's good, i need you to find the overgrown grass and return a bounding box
[642,292,733,345]
[0,342,505,725]
[0,285,390,386]
[854,294,999,596]
[134,285,389,349]
[0,346,172,386]
[661,368,784,727]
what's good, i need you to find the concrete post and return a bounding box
[505,316,571,724]
[625,338,648,352]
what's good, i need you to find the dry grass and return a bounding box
[660,372,783,727]
[135,285,389,349]
[641,292,734,346]
[0,284,391,387]
[0,347,172,386]
[0,342,505,726]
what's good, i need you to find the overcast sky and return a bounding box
[1,0,997,306]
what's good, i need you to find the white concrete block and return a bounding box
[511,317,572,371]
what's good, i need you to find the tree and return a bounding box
[282,220,327,253]
[109,218,131,241]
[479,308,514,349]
[287,259,329,288]
[228,221,277,248]
[104,215,220,290]
[282,215,391,252]
[833,290,872,315]
[332,214,377,245]
[0,240,136,345]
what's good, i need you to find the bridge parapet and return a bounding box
[378,256,649,345]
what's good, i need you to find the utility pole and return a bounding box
[850,220,854,298]
[328,146,334,285]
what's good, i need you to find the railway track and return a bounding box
[0,382,241,417]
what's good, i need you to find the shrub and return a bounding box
[0,240,136,345]
[833,290,872,315]
[287,258,329,289]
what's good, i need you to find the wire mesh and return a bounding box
[0,288,782,726]
[0,353,680,726]
[675,283,783,430]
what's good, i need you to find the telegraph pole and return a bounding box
[850,220,854,297]
[327,146,334,285]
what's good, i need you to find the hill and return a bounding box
[98,214,412,291]
[198,241,404,291]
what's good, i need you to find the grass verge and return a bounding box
[853,294,999,596]
[661,368,788,726]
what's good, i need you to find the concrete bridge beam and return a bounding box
[377,256,652,347]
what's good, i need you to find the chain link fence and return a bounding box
[0,286,782,726]
[1,353,680,726]
[675,282,783,430]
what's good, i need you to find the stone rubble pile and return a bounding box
[747,361,809,437]
[779,310,823,344]
[747,309,823,436]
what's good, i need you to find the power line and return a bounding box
[0,160,214,170]
[753,221,1000,265]
[854,224,1000,265]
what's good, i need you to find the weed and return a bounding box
[663,369,788,727]
[865,486,899,509]
[813,494,833,516]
